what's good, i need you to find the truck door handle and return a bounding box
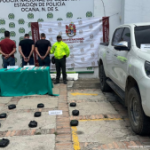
[107,51,109,53]
[114,54,118,57]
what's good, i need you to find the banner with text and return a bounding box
[0,0,93,69]
[39,17,103,69]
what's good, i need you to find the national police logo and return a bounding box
[15,57,17,63]
[66,22,76,37]
[0,19,5,25]
[57,18,63,21]
[28,13,34,19]
[10,31,16,37]
[0,37,4,40]
[86,11,93,18]
[19,36,24,41]
[37,18,44,22]
[18,19,25,25]
[47,13,53,19]
[66,12,73,18]
[19,28,25,33]
[87,67,92,70]
[28,31,32,36]
[0,28,5,34]
[9,22,15,28]
[13,40,16,44]
[8,13,15,19]
[28,22,31,28]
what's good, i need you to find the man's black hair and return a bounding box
[57,35,62,39]
[4,31,10,37]
[24,34,29,37]
[41,33,45,38]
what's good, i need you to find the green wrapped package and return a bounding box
[0,67,58,97]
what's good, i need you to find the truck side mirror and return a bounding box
[114,41,129,51]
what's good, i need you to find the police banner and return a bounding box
[38,17,103,70]
[0,0,94,69]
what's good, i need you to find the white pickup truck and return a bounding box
[99,23,150,135]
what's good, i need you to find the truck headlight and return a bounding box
[145,61,150,76]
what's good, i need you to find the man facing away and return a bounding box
[50,35,70,84]
[19,34,34,67]
[0,31,16,68]
[35,33,51,66]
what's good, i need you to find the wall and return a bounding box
[79,0,123,78]
[123,0,150,24]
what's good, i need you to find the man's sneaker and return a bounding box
[54,80,59,84]
[63,80,67,84]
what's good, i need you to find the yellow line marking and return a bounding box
[71,127,80,150]
[79,118,123,122]
[71,93,98,96]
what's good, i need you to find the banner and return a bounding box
[103,17,109,43]
[39,17,103,69]
[0,0,94,68]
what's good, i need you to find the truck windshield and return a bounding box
[135,26,150,48]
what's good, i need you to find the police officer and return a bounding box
[51,35,70,84]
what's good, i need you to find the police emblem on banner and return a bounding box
[48,28,52,32]
[90,34,94,39]
[49,37,53,41]
[80,48,84,52]
[78,20,82,25]
[70,54,74,58]
[66,22,76,37]
[79,30,83,34]
[70,45,73,49]
[59,31,62,36]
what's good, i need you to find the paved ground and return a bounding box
[0,79,150,150]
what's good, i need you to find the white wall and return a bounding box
[79,0,123,78]
[123,0,150,24]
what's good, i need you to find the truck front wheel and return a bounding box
[99,64,110,92]
[128,87,150,135]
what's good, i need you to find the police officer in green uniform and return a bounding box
[51,35,70,84]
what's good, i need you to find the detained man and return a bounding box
[0,31,16,68]
[19,34,34,67]
[50,35,70,84]
[35,33,51,66]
